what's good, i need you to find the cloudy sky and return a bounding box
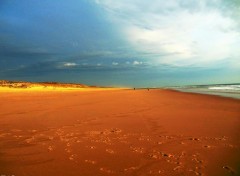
[0,0,239,87]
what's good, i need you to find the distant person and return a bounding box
[147,88,149,91]
[134,88,135,90]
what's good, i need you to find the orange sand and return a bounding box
[0,89,239,176]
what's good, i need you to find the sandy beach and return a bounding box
[0,88,239,176]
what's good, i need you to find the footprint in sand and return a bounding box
[192,157,203,164]
[226,144,238,148]
[25,137,35,144]
[138,136,151,142]
[99,167,114,174]
[214,136,227,141]
[148,150,161,159]
[223,166,235,175]
[69,154,77,161]
[85,159,97,164]
[195,171,202,176]
[189,169,203,176]
[148,170,162,175]
[87,131,103,136]
[165,135,174,139]
[149,153,159,159]
[13,135,23,138]
[149,150,175,161]
[48,136,54,140]
[173,166,182,171]
[189,137,200,141]
[124,166,138,172]
[60,136,69,142]
[65,149,72,153]
[97,128,122,135]
[48,145,54,151]
[109,128,122,134]
[179,151,186,158]
[55,129,64,135]
[130,146,145,154]
[86,146,96,150]
[161,152,174,158]
[106,149,115,154]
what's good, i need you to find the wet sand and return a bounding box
[0,89,239,176]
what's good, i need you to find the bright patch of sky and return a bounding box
[96,0,240,67]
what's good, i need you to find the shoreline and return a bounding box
[1,85,239,103]
[1,85,239,101]
[170,88,240,100]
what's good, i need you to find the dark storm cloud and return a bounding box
[0,45,56,58]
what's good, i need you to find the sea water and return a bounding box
[169,84,240,99]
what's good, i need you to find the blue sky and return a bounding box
[0,0,239,87]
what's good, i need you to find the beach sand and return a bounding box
[0,88,239,176]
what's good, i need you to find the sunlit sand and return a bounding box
[0,82,123,92]
[0,87,239,176]
[0,86,122,92]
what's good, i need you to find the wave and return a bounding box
[208,85,240,91]
[169,84,240,99]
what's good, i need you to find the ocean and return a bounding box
[169,84,240,99]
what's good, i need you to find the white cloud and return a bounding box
[96,0,240,67]
[112,62,119,65]
[63,62,78,67]
[133,61,143,65]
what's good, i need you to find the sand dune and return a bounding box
[0,89,239,176]
[0,80,120,92]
